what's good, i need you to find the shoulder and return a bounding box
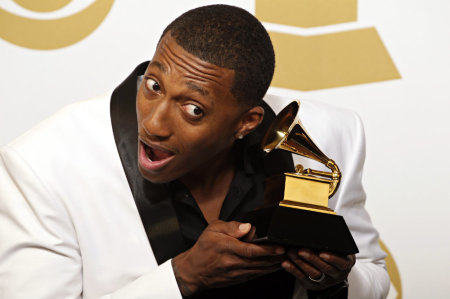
[2,94,113,162]
[4,94,111,153]
[0,94,122,195]
[263,93,362,134]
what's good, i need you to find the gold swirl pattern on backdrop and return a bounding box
[0,0,114,50]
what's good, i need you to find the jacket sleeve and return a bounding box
[332,112,390,299]
[289,110,390,299]
[100,260,181,299]
[0,146,182,299]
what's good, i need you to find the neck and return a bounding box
[180,145,236,196]
[179,144,237,223]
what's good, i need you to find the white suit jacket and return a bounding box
[0,93,390,298]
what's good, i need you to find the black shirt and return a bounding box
[170,138,265,248]
[169,136,295,299]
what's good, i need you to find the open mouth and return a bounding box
[143,143,174,161]
[139,141,175,171]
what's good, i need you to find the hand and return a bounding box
[282,248,355,291]
[172,220,286,296]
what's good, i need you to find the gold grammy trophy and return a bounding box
[244,101,359,254]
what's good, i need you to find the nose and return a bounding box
[142,99,173,140]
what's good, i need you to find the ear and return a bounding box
[234,106,264,140]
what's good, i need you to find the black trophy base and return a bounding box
[243,205,359,255]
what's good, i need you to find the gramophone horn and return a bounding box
[261,101,341,198]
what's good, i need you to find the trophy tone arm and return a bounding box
[295,159,341,198]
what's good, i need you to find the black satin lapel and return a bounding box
[110,61,187,264]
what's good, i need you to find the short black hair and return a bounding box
[161,5,274,107]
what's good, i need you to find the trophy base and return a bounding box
[243,205,359,255]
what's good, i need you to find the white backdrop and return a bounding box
[1,1,450,298]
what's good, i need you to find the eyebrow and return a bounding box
[149,60,209,96]
[149,60,166,73]
[186,81,209,96]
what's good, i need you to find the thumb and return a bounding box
[208,220,252,239]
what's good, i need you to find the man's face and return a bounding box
[136,34,247,183]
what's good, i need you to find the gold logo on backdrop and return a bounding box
[0,0,114,50]
[256,0,401,90]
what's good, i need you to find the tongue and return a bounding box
[151,147,173,161]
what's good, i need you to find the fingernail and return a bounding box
[320,253,330,260]
[239,223,251,232]
[298,251,309,258]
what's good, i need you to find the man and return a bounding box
[0,5,389,299]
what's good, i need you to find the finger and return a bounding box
[210,252,283,274]
[228,264,283,280]
[227,239,285,258]
[297,249,345,280]
[212,264,282,288]
[242,225,256,242]
[319,252,356,272]
[239,254,286,268]
[281,260,307,280]
[287,249,323,280]
[207,220,251,239]
[282,260,331,291]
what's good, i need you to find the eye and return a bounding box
[145,78,161,92]
[182,103,204,119]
